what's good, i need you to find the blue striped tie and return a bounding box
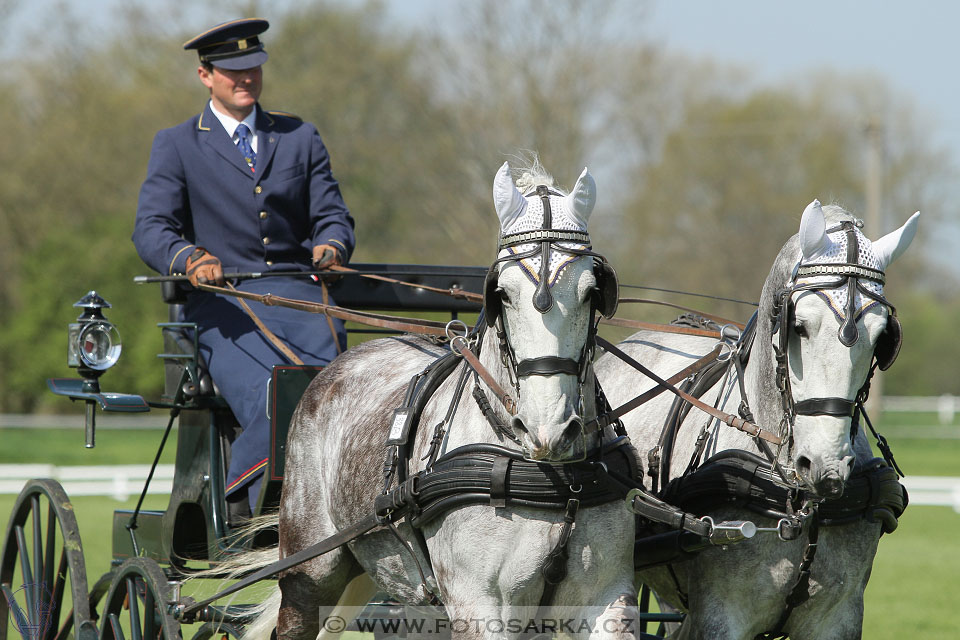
[236,123,256,171]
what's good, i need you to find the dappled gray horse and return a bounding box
[596,201,916,639]
[261,162,640,640]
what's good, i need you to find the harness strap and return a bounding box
[320,280,343,355]
[224,282,304,365]
[538,498,580,610]
[197,283,455,336]
[180,512,384,621]
[472,383,522,445]
[328,264,483,302]
[596,336,782,445]
[600,316,726,337]
[452,337,517,415]
[616,297,746,329]
[423,365,472,468]
[585,345,723,434]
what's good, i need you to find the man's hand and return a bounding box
[312,244,342,270]
[186,247,225,287]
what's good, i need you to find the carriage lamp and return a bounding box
[67,291,122,448]
[68,291,123,372]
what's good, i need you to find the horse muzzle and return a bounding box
[795,453,855,498]
[511,414,585,462]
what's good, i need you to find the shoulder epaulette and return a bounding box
[268,110,302,122]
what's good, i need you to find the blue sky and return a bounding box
[7,0,956,159]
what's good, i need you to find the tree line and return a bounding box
[0,0,956,411]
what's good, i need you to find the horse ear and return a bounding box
[564,167,596,227]
[493,161,526,231]
[799,199,831,259]
[873,211,920,269]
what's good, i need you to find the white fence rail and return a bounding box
[0,465,174,501]
[883,395,958,424]
[901,476,960,513]
[0,465,956,512]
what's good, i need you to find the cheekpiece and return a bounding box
[184,18,269,70]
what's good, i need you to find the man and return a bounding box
[133,18,355,517]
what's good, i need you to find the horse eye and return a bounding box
[793,322,808,339]
[497,288,510,305]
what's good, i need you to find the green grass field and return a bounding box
[1,414,957,639]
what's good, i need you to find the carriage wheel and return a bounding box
[189,621,244,640]
[98,558,181,640]
[0,478,97,640]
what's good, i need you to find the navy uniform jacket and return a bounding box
[134,102,354,274]
[133,102,355,505]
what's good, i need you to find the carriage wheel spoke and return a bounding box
[44,548,69,640]
[14,525,37,627]
[52,606,75,640]
[108,612,126,640]
[2,582,32,638]
[143,586,157,640]
[126,577,143,640]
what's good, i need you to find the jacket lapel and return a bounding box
[254,107,280,184]
[198,103,256,180]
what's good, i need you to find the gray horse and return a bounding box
[243,162,640,640]
[596,201,917,639]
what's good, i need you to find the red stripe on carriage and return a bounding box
[226,457,269,493]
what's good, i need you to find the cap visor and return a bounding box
[211,50,268,70]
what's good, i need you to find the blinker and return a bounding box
[838,316,859,347]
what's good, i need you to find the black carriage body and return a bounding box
[105,264,485,565]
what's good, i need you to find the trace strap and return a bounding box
[180,513,383,620]
[595,336,782,445]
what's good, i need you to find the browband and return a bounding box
[498,229,592,250]
[795,263,885,285]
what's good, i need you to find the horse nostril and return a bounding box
[795,455,812,478]
[560,417,584,448]
[511,416,541,448]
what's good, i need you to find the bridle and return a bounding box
[482,185,619,408]
[766,220,903,467]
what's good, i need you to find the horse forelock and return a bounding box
[511,155,560,195]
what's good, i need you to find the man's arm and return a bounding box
[306,127,356,265]
[132,129,197,275]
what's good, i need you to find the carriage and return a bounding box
[2,168,915,640]
[2,264,506,640]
